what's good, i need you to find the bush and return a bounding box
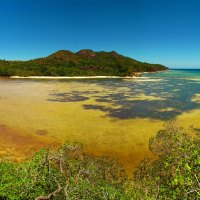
[0,143,133,200]
[133,121,200,199]
[0,122,199,199]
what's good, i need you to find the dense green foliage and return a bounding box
[0,50,168,77]
[0,122,199,199]
[134,121,200,199]
[0,143,133,200]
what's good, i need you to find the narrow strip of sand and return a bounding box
[10,75,139,79]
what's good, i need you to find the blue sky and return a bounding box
[0,0,200,68]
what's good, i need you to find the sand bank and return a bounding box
[10,75,137,79]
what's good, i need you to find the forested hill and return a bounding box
[0,49,168,76]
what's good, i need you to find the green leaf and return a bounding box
[185,163,191,171]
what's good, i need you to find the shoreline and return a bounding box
[9,75,142,79]
[0,70,168,80]
[143,69,170,74]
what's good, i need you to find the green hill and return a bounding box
[0,49,168,76]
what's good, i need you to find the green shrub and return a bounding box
[0,143,133,200]
[134,121,200,199]
[0,122,199,199]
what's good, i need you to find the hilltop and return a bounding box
[0,49,168,76]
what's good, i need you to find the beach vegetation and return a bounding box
[0,122,199,199]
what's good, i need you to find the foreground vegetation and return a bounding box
[0,122,199,199]
[0,50,168,77]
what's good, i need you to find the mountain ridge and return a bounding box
[0,49,168,77]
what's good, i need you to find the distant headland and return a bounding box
[0,49,168,77]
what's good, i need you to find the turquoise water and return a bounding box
[70,69,200,120]
[1,69,200,172]
[35,69,200,120]
[1,69,199,122]
[146,69,200,78]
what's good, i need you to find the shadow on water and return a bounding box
[47,92,89,102]
[46,77,200,120]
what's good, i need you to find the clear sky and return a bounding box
[0,0,200,68]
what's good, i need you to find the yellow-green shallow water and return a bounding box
[1,72,200,174]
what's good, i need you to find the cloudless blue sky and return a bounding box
[1,0,200,68]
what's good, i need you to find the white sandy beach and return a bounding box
[10,75,139,79]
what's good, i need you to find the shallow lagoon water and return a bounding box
[1,69,200,174]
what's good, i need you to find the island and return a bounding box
[0,49,168,77]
